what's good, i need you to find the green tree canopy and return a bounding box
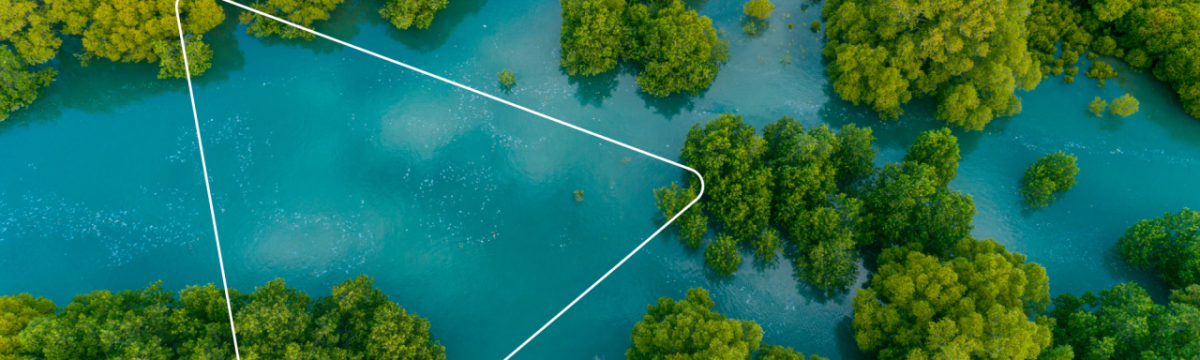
[1088,96,1108,116]
[1019,151,1079,209]
[0,46,55,121]
[821,0,1042,130]
[792,194,862,293]
[755,344,830,360]
[560,0,626,76]
[1117,208,1200,289]
[833,123,877,189]
[1110,93,1139,117]
[654,181,708,248]
[380,0,448,30]
[681,113,773,249]
[0,0,62,121]
[859,161,976,255]
[56,0,225,79]
[1170,284,1200,308]
[0,294,55,357]
[1048,282,1200,360]
[239,0,346,40]
[625,0,728,96]
[853,238,1053,360]
[705,233,742,276]
[903,128,961,187]
[627,288,763,360]
[743,0,774,20]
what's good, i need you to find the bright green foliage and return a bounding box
[627,288,763,360]
[655,181,708,248]
[0,294,55,357]
[822,0,1041,130]
[240,0,346,40]
[154,34,212,79]
[498,69,516,88]
[903,128,961,187]
[9,277,444,359]
[743,0,774,21]
[0,0,61,121]
[858,162,976,255]
[705,234,742,276]
[1019,151,1079,209]
[853,238,1053,360]
[792,194,862,293]
[756,344,830,360]
[1116,208,1200,289]
[560,0,626,76]
[1047,282,1200,360]
[380,0,448,30]
[681,114,772,246]
[1088,96,1108,116]
[60,0,225,79]
[833,123,876,188]
[625,0,728,96]
[1086,61,1117,86]
[0,47,55,121]
[1110,93,1139,117]
[754,227,782,263]
[1170,284,1200,308]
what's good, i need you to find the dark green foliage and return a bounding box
[627,288,763,360]
[381,0,448,30]
[756,344,830,360]
[858,161,975,255]
[792,194,862,292]
[1019,151,1079,209]
[706,234,742,276]
[682,113,772,246]
[498,69,516,88]
[763,117,837,244]
[625,0,729,96]
[239,0,345,40]
[903,128,960,187]
[1047,282,1200,360]
[7,277,445,359]
[1170,284,1200,308]
[654,181,708,248]
[559,0,626,76]
[809,20,819,32]
[853,238,1053,360]
[833,124,876,188]
[822,0,1041,130]
[1116,208,1200,289]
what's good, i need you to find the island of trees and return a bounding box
[0,276,446,359]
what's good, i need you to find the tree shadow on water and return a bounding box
[835,315,870,360]
[566,67,620,108]
[1099,246,1171,303]
[639,90,698,120]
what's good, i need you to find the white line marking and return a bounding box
[173,1,242,359]
[177,2,705,359]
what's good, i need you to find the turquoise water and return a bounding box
[3,0,1200,358]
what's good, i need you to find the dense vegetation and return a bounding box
[380,0,448,30]
[627,287,831,360]
[1020,152,1079,209]
[559,0,729,96]
[0,276,445,359]
[1117,208,1200,289]
[820,0,1042,130]
[854,237,1054,360]
[1047,282,1200,359]
[240,0,346,40]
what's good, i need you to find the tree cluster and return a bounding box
[1047,282,1200,360]
[627,287,831,360]
[0,0,224,121]
[1,276,445,360]
[558,0,729,96]
[380,0,448,30]
[853,237,1054,360]
[1026,0,1200,118]
[1117,208,1200,289]
[820,0,1042,130]
[1019,151,1079,209]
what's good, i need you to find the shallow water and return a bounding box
[2,0,1199,358]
